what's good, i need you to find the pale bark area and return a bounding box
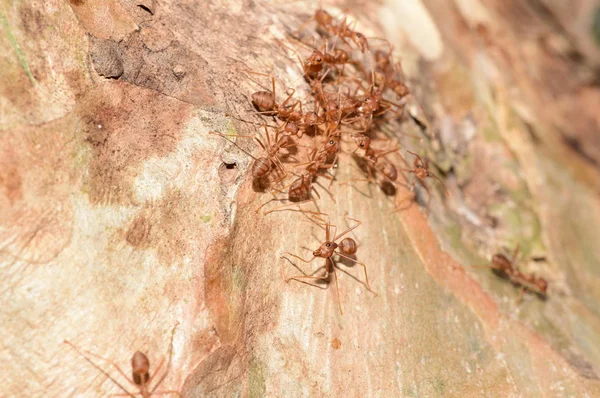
[1,0,600,397]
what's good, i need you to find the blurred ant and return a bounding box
[64,323,180,397]
[351,134,400,184]
[297,8,369,52]
[473,245,549,301]
[282,215,376,314]
[394,150,449,211]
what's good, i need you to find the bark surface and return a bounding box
[1,0,600,397]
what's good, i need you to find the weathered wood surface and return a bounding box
[1,0,600,397]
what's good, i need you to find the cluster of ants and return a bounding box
[212,7,550,312]
[62,7,549,397]
[212,8,442,315]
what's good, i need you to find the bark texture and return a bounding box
[1,0,600,397]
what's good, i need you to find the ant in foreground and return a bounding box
[64,323,180,397]
[394,150,449,211]
[282,214,376,314]
[474,245,548,301]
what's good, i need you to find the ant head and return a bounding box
[314,241,337,258]
[309,50,324,65]
[352,134,370,150]
[325,137,339,153]
[351,32,368,52]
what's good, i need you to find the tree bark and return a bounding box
[1,0,600,397]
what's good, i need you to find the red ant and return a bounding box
[282,215,376,314]
[287,146,337,203]
[348,76,407,132]
[371,43,411,100]
[244,72,302,121]
[298,8,369,53]
[350,134,400,184]
[394,150,449,210]
[210,123,295,185]
[473,245,549,301]
[64,324,180,397]
[259,145,337,215]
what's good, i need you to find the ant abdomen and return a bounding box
[381,162,398,181]
[252,91,275,111]
[131,351,150,386]
[289,176,310,201]
[252,157,272,178]
[340,237,357,255]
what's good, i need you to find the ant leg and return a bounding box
[515,287,526,304]
[149,323,179,394]
[329,258,344,314]
[286,271,330,285]
[314,180,336,203]
[336,251,376,295]
[332,218,361,241]
[209,131,259,161]
[511,244,521,266]
[428,172,449,196]
[263,201,327,217]
[391,187,416,213]
[295,15,316,36]
[64,341,135,397]
[417,179,432,212]
[284,252,316,264]
[148,391,182,397]
[279,88,297,110]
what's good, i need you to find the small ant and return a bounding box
[372,44,411,100]
[210,123,295,184]
[394,150,449,210]
[288,146,337,202]
[243,71,301,121]
[297,9,369,53]
[351,135,400,183]
[474,245,549,301]
[282,215,376,314]
[64,324,180,397]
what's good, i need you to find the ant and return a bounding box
[394,150,449,211]
[282,215,376,314]
[64,324,180,397]
[288,146,337,202]
[345,75,406,132]
[292,38,352,81]
[244,71,302,121]
[473,245,549,301]
[351,134,400,184]
[259,146,336,214]
[209,122,295,185]
[298,8,369,53]
[371,43,411,100]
